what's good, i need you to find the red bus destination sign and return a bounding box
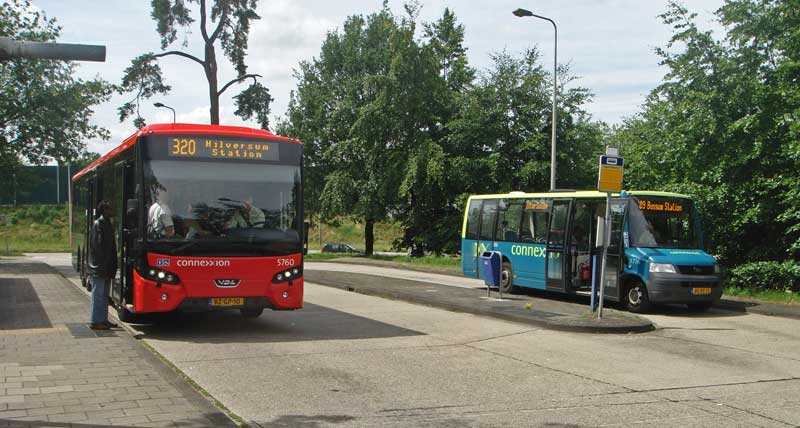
[168,137,280,161]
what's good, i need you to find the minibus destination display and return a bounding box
[637,199,684,212]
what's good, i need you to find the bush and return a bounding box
[726,261,800,292]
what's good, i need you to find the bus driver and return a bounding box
[148,189,175,239]
[227,196,265,229]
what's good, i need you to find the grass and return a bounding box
[723,286,800,305]
[306,220,403,252]
[304,252,462,268]
[0,205,70,254]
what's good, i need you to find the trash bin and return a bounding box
[480,251,502,287]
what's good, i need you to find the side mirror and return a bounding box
[303,221,310,255]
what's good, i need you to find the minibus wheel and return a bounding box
[241,307,264,318]
[625,279,651,313]
[500,261,518,294]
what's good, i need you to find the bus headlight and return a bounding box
[272,266,303,283]
[139,267,181,284]
[649,263,677,274]
[714,264,722,274]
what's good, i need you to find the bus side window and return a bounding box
[498,199,524,242]
[465,200,482,240]
[478,200,499,241]
[521,199,550,244]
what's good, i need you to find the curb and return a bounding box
[304,271,655,334]
[39,260,240,428]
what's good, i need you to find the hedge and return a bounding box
[726,261,800,292]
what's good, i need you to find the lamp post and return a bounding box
[513,8,558,191]
[153,102,176,123]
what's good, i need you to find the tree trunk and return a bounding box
[365,218,374,256]
[205,42,220,124]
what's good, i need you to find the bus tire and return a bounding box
[500,261,518,294]
[241,307,264,318]
[687,301,714,312]
[117,298,144,324]
[624,279,651,313]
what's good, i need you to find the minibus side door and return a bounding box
[545,199,572,292]
[600,198,628,301]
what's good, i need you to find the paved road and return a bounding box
[33,254,800,427]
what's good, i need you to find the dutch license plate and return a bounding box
[691,287,712,296]
[210,297,244,306]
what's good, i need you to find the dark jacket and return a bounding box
[88,215,118,279]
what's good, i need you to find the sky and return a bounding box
[32,0,725,158]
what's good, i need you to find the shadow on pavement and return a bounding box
[134,302,424,343]
[0,413,229,428]
[252,415,356,428]
[512,287,747,319]
[0,277,53,329]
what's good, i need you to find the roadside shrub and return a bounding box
[726,261,800,292]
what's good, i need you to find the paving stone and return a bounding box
[0,259,235,428]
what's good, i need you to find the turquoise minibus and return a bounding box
[461,191,722,312]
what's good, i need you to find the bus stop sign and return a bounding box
[598,155,623,192]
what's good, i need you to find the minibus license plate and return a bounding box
[691,287,712,296]
[211,297,244,306]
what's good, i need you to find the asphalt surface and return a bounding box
[30,253,800,428]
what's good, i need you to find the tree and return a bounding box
[118,0,272,128]
[616,1,800,265]
[1,0,112,180]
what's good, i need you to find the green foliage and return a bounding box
[726,261,800,293]
[119,0,268,126]
[0,205,69,253]
[282,5,606,255]
[616,0,800,266]
[0,0,112,175]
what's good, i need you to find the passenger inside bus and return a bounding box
[147,190,175,239]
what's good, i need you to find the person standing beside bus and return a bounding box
[148,190,175,238]
[88,200,118,330]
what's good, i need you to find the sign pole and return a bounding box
[598,191,611,319]
[596,145,623,319]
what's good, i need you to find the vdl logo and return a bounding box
[214,279,241,288]
[156,259,170,267]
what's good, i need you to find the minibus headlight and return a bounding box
[714,264,722,274]
[649,263,677,274]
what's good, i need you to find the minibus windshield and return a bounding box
[628,197,698,249]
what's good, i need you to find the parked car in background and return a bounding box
[321,243,365,254]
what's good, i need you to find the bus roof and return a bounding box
[467,190,693,200]
[72,123,301,182]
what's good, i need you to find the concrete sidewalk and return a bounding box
[304,262,655,334]
[0,257,236,428]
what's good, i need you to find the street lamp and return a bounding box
[513,8,558,191]
[153,102,176,123]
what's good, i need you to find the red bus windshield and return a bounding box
[141,135,302,256]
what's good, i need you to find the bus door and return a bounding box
[599,199,628,301]
[545,199,571,292]
[111,161,135,304]
[566,200,595,291]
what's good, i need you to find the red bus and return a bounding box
[71,123,305,321]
